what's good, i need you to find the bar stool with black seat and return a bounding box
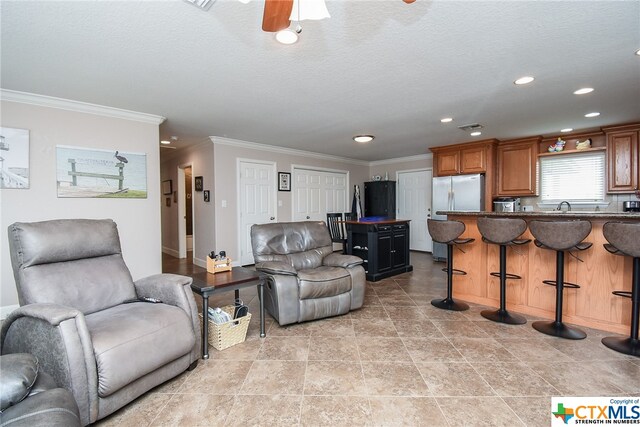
[601,221,640,357]
[528,220,592,339]
[477,217,531,324]
[427,219,475,311]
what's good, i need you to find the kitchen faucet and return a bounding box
[556,201,571,212]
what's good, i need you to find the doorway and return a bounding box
[292,166,349,222]
[237,159,277,266]
[397,169,433,252]
[177,164,194,260]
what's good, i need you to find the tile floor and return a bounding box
[96,252,639,426]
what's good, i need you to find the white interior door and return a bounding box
[177,166,187,259]
[293,168,348,222]
[238,160,276,265]
[397,169,433,252]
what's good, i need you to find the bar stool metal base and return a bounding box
[532,320,586,340]
[601,337,640,357]
[481,309,527,325]
[431,297,469,311]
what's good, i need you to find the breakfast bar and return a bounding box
[437,211,640,334]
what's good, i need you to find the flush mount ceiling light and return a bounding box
[561,128,574,133]
[470,131,482,137]
[353,135,374,143]
[440,117,453,123]
[574,87,594,95]
[160,140,171,145]
[585,112,601,118]
[276,29,298,44]
[514,76,535,85]
[636,49,640,56]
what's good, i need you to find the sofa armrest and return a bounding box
[323,253,363,268]
[1,304,97,426]
[134,274,201,363]
[255,261,297,276]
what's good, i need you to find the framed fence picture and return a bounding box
[278,172,291,191]
[194,176,203,191]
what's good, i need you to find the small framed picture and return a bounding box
[173,191,177,203]
[278,172,291,192]
[162,180,172,195]
[165,197,171,207]
[194,176,203,192]
[204,190,210,203]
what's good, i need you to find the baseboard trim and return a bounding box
[1,304,19,320]
[193,257,207,268]
[162,246,180,257]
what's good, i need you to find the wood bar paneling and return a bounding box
[450,215,634,335]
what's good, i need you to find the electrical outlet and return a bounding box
[522,205,534,212]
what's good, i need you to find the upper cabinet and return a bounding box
[604,124,639,193]
[431,140,494,176]
[495,137,540,196]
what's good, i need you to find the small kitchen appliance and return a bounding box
[493,197,521,212]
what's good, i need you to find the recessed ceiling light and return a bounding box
[470,131,482,137]
[440,117,453,123]
[276,29,298,45]
[636,49,640,56]
[561,128,573,133]
[353,135,374,143]
[160,140,171,145]
[514,76,535,85]
[574,87,594,95]
[584,112,600,118]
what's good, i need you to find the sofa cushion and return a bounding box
[85,303,195,398]
[297,267,351,299]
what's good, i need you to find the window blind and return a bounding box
[539,151,605,201]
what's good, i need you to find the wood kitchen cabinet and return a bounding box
[346,220,412,282]
[604,124,639,193]
[431,140,494,176]
[495,137,540,196]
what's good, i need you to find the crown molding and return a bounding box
[369,153,432,166]
[210,136,371,166]
[0,89,166,125]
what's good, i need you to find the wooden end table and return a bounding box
[190,267,267,359]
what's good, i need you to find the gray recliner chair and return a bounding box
[250,221,366,326]
[1,219,200,426]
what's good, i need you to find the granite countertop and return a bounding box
[437,211,640,220]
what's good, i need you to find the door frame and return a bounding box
[177,163,195,260]
[396,167,433,252]
[236,158,277,266]
[290,164,350,221]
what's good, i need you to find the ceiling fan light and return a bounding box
[290,0,330,21]
[470,131,482,137]
[160,140,171,145]
[276,29,298,44]
[585,112,600,118]
[561,128,573,133]
[440,117,453,123]
[353,135,374,143]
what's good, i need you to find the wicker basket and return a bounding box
[199,305,251,351]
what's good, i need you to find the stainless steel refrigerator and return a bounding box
[431,174,484,261]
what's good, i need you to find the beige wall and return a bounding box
[1,100,162,311]
[160,140,215,266]
[370,155,433,183]
[212,140,371,262]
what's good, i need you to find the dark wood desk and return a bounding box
[190,267,266,359]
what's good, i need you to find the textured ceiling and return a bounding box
[1,0,639,161]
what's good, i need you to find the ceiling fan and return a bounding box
[262,0,416,32]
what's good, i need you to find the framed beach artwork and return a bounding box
[56,145,147,198]
[0,127,30,189]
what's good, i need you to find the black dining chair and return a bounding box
[326,213,348,253]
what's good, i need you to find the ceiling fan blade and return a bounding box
[262,0,294,32]
[403,0,417,3]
